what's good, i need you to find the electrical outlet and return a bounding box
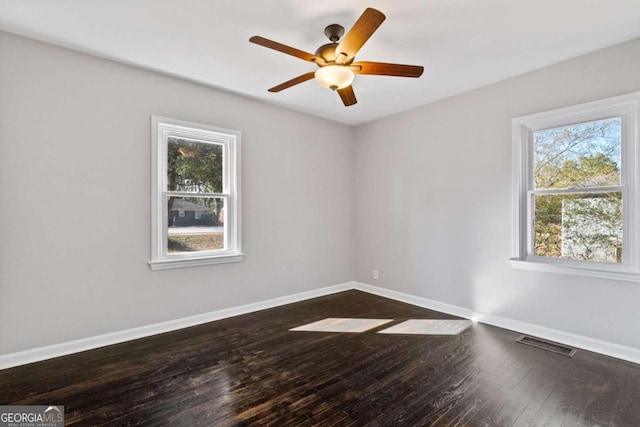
[373,269,379,280]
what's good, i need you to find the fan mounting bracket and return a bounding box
[324,24,344,42]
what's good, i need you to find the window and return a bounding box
[511,92,640,282]
[149,116,242,270]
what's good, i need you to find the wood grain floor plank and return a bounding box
[1,290,638,426]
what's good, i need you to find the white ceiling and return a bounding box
[1,0,640,126]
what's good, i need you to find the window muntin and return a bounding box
[511,92,639,280]
[150,116,242,270]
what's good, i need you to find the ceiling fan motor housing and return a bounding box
[315,24,353,65]
[315,43,339,64]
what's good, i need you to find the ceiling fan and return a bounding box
[249,8,424,107]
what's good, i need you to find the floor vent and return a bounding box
[516,335,577,357]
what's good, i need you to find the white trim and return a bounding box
[353,282,640,364]
[509,258,640,282]
[3,281,639,370]
[529,186,623,196]
[148,253,244,270]
[0,282,354,370]
[511,91,640,279]
[512,121,529,259]
[354,283,480,320]
[150,115,242,269]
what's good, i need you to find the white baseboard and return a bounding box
[3,280,639,370]
[0,282,354,370]
[354,282,640,365]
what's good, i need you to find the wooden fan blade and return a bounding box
[250,36,320,63]
[335,8,386,65]
[352,61,424,78]
[337,85,357,106]
[268,72,316,92]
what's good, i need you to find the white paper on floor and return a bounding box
[378,319,472,335]
[290,318,395,333]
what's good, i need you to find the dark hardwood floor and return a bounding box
[1,290,639,426]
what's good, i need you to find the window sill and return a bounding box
[509,259,640,283]
[149,253,244,271]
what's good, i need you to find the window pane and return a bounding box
[167,197,225,253]
[533,118,621,189]
[167,137,223,193]
[533,192,622,263]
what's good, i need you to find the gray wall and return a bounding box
[2,28,640,357]
[0,32,355,354]
[354,37,640,349]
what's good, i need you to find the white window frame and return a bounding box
[149,116,243,270]
[511,92,640,282]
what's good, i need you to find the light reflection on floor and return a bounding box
[289,318,394,333]
[290,318,473,335]
[378,319,472,335]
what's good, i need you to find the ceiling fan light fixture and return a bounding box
[314,65,354,91]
